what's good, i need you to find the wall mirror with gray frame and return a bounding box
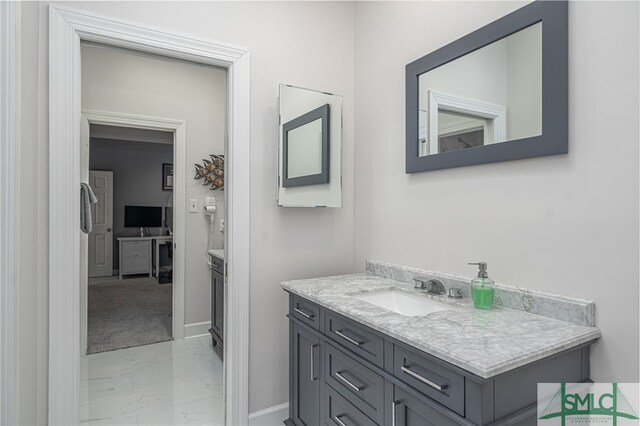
[278,84,342,207]
[406,0,567,173]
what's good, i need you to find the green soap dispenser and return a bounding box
[468,262,494,310]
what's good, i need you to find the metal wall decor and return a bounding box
[194,154,225,190]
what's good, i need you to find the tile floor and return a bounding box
[80,336,223,426]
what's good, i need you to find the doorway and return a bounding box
[85,126,175,354]
[49,6,250,424]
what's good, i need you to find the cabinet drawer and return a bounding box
[324,383,378,426]
[392,385,463,426]
[122,241,149,255]
[325,343,384,424]
[291,295,321,331]
[325,312,384,368]
[121,253,149,272]
[393,345,464,416]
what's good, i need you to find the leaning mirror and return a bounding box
[406,0,567,173]
[278,84,342,207]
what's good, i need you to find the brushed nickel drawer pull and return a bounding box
[334,329,363,346]
[310,344,317,381]
[294,307,314,320]
[400,366,448,391]
[335,370,365,392]
[391,401,399,426]
[334,415,348,426]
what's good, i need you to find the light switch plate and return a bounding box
[189,199,198,213]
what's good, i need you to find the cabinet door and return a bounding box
[390,385,460,426]
[291,322,321,426]
[212,270,224,341]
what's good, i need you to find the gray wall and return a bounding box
[353,0,639,384]
[89,137,173,270]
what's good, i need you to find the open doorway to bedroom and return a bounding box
[86,125,175,354]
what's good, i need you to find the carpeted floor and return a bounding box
[87,276,172,354]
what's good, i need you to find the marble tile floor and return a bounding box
[80,336,224,426]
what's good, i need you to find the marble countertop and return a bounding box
[207,249,224,261]
[281,273,601,378]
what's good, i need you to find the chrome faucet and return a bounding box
[413,277,446,295]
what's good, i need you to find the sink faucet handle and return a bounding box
[413,276,429,289]
[448,288,463,298]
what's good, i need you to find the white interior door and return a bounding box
[88,170,114,277]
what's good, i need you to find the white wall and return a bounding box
[354,0,639,385]
[18,1,356,422]
[81,44,226,326]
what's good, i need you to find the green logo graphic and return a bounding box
[540,383,639,425]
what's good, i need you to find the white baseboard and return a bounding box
[184,321,211,339]
[249,403,288,426]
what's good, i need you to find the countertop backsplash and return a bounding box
[365,259,595,327]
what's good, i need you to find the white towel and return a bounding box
[80,182,97,234]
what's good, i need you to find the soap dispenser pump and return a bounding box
[469,262,495,310]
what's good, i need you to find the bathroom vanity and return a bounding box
[282,261,600,426]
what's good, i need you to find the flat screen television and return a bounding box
[124,206,162,228]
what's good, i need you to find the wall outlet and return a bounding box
[220,219,225,232]
[189,199,198,213]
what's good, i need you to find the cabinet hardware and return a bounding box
[310,344,317,381]
[335,370,364,392]
[334,415,348,426]
[400,366,448,391]
[334,329,363,346]
[391,401,400,426]
[294,307,314,320]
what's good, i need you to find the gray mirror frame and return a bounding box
[406,0,567,173]
[282,103,330,187]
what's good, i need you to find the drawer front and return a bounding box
[393,345,464,416]
[122,241,149,255]
[324,383,378,426]
[324,343,384,424]
[393,385,462,426]
[121,253,149,272]
[210,255,224,274]
[291,295,321,331]
[325,312,384,368]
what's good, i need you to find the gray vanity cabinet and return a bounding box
[285,292,594,426]
[291,321,321,426]
[208,254,224,359]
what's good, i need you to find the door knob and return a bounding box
[106,228,112,232]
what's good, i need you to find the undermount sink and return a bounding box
[351,289,454,316]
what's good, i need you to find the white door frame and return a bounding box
[0,2,21,424]
[80,110,188,355]
[49,5,250,425]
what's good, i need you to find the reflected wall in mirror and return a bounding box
[406,0,567,173]
[278,84,342,207]
[418,23,541,157]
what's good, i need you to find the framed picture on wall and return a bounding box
[162,163,173,190]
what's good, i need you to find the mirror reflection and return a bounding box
[286,118,323,179]
[278,84,342,208]
[418,22,542,156]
